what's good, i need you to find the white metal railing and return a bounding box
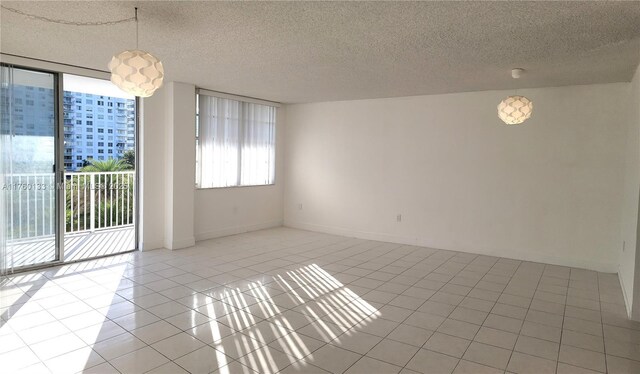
[66,171,135,234]
[5,171,135,241]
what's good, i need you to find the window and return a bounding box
[196,93,276,188]
[97,128,104,133]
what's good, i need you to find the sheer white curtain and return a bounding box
[240,102,276,186]
[197,94,276,188]
[198,96,240,188]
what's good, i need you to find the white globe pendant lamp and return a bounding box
[108,8,164,97]
[497,68,533,125]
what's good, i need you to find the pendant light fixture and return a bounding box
[108,8,164,98]
[497,68,533,125]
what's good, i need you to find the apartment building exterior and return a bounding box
[2,82,135,172]
[63,91,135,171]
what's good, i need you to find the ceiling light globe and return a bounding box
[108,49,164,97]
[497,95,533,125]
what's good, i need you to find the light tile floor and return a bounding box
[1,227,640,374]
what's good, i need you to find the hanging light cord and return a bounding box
[135,7,139,49]
[1,5,135,26]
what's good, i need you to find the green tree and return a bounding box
[121,150,135,170]
[80,159,129,172]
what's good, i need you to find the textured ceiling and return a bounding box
[2,1,640,103]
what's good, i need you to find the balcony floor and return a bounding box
[8,227,135,268]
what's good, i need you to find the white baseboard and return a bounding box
[195,220,283,241]
[169,237,196,250]
[285,221,618,273]
[140,240,165,251]
[618,269,633,319]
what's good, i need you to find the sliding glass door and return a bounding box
[1,64,138,275]
[1,65,60,273]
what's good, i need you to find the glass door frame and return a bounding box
[1,62,64,271]
[1,54,140,272]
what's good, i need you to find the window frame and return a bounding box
[195,90,279,190]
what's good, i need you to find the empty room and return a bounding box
[2,1,640,373]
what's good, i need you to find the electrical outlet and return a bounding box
[397,214,402,222]
[298,203,303,210]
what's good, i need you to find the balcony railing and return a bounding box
[66,171,135,233]
[5,171,135,241]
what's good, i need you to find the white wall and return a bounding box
[163,82,197,249]
[140,86,166,250]
[194,108,285,240]
[619,64,640,319]
[284,83,630,272]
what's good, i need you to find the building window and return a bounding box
[97,100,104,106]
[98,149,104,154]
[98,142,104,146]
[76,156,83,160]
[97,128,104,133]
[195,94,276,188]
[107,129,113,134]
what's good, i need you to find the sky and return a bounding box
[63,74,134,100]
